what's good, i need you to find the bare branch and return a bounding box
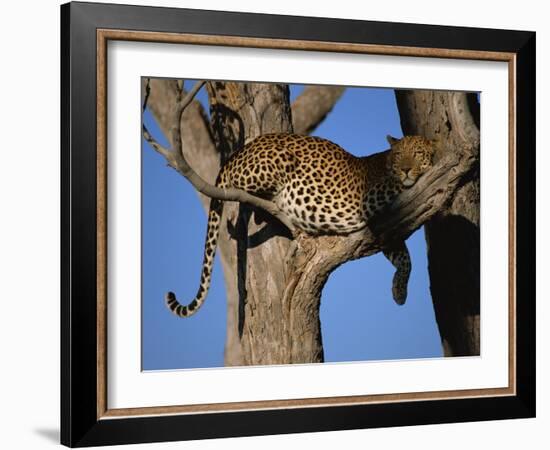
[291,86,345,135]
[143,80,298,234]
[144,78,220,199]
[142,77,151,112]
[142,124,171,159]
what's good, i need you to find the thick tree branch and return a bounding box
[373,145,477,240]
[143,81,297,234]
[291,86,345,135]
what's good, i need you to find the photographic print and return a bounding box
[62,3,534,445]
[141,79,480,371]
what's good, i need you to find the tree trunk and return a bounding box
[395,90,481,356]
[206,81,327,365]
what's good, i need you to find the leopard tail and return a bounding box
[165,198,223,318]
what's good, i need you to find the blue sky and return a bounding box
[142,82,443,370]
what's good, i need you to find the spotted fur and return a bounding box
[166,133,436,317]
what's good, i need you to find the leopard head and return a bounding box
[386,135,437,187]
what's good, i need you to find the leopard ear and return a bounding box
[386,135,400,146]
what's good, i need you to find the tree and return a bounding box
[143,79,480,366]
[395,90,480,356]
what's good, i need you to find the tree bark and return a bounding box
[395,90,481,356]
[292,86,345,135]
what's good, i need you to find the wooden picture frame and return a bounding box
[61,1,535,447]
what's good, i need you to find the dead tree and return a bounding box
[144,79,479,365]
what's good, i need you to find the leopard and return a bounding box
[165,133,436,318]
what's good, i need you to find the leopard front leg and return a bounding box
[383,242,411,305]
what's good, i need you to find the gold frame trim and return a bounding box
[96,29,517,420]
